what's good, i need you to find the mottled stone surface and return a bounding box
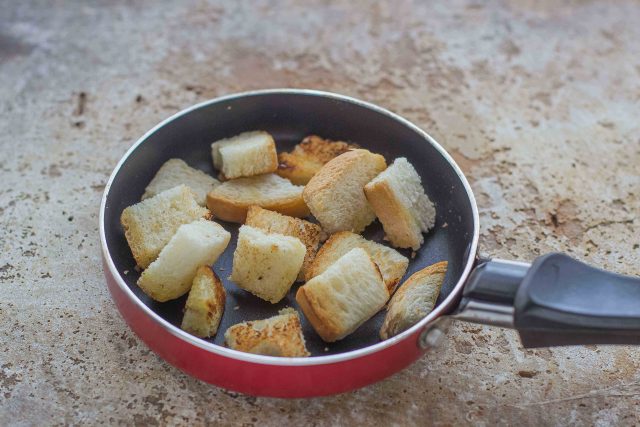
[1,1,639,425]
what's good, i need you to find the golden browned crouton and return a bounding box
[276,135,357,185]
[224,308,310,357]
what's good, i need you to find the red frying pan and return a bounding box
[100,89,640,397]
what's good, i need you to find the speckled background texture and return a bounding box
[1,1,639,425]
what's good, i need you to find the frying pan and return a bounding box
[100,89,640,397]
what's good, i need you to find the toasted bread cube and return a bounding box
[365,158,436,250]
[181,266,226,338]
[206,174,309,223]
[296,248,388,342]
[210,131,278,179]
[137,219,230,302]
[303,149,386,234]
[142,159,220,206]
[306,231,408,294]
[276,135,356,185]
[224,308,310,357]
[121,185,209,268]
[380,261,447,340]
[230,225,306,303]
[245,206,322,281]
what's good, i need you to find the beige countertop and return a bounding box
[1,1,639,425]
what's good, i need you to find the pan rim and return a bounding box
[99,88,480,367]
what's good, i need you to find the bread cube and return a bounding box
[380,261,447,340]
[206,173,309,223]
[181,266,226,338]
[306,231,408,294]
[224,308,310,357]
[137,219,230,302]
[296,248,388,342]
[121,185,209,268]
[230,225,306,303]
[210,131,278,179]
[303,149,386,234]
[245,206,322,281]
[142,158,220,206]
[365,157,436,250]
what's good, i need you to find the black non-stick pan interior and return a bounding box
[103,92,476,356]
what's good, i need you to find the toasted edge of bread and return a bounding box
[224,308,310,357]
[229,225,307,303]
[181,266,226,338]
[380,261,447,340]
[120,185,209,269]
[364,157,436,250]
[302,149,387,234]
[276,135,357,185]
[296,247,388,342]
[305,231,409,294]
[296,285,337,342]
[206,174,309,223]
[245,205,322,281]
[136,218,231,302]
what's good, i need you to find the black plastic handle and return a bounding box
[514,253,640,347]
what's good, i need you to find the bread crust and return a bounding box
[306,231,408,294]
[136,219,230,302]
[303,149,387,234]
[303,148,385,196]
[181,266,226,338]
[120,185,209,268]
[276,135,356,185]
[380,261,448,340]
[230,225,306,303]
[391,261,447,302]
[246,206,322,281]
[295,285,341,342]
[296,249,386,342]
[364,179,418,249]
[224,308,310,357]
[206,175,310,223]
[207,192,309,223]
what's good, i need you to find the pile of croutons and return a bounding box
[121,132,448,357]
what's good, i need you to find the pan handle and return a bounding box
[454,253,640,347]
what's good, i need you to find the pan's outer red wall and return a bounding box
[104,258,427,397]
